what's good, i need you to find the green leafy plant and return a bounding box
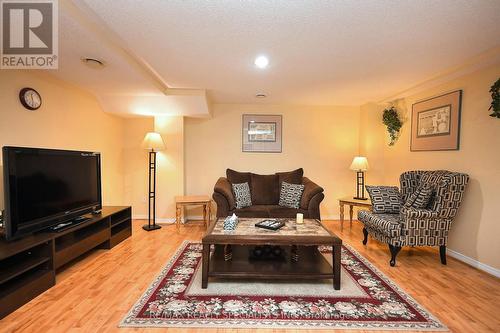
[382,106,403,146]
[489,78,500,118]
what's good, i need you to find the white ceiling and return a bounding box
[50,1,210,117]
[54,0,500,115]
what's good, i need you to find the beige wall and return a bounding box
[184,104,361,218]
[123,117,154,218]
[0,70,125,208]
[359,64,500,269]
[122,116,184,221]
[154,116,184,220]
[2,63,498,272]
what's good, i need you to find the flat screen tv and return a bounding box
[2,146,102,241]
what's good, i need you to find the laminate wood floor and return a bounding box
[1,219,499,333]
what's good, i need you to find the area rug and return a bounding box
[120,241,446,330]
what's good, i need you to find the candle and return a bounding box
[296,213,304,224]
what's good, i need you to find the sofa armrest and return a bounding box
[213,192,230,218]
[300,177,324,210]
[214,177,236,210]
[307,192,324,220]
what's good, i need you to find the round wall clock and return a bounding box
[19,87,42,111]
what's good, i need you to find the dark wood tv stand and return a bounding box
[0,206,132,319]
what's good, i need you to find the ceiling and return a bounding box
[54,1,500,116]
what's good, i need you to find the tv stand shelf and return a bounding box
[0,206,131,319]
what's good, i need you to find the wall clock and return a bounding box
[19,88,42,110]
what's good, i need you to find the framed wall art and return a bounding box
[410,90,462,151]
[242,114,282,152]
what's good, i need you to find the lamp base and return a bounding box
[142,224,162,231]
[353,196,368,201]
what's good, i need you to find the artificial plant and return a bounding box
[489,78,500,118]
[382,106,403,146]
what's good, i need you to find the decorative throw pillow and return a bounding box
[279,181,305,209]
[366,185,402,214]
[232,182,252,209]
[404,183,433,209]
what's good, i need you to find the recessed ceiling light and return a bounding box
[255,92,267,98]
[81,57,105,69]
[254,55,269,69]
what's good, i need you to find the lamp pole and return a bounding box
[142,132,165,231]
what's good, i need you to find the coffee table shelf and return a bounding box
[202,218,342,290]
[209,245,334,280]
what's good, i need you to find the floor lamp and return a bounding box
[350,156,369,200]
[142,132,165,231]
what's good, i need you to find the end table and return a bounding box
[338,196,372,229]
[175,195,212,229]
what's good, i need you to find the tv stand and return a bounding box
[47,216,91,232]
[0,206,131,319]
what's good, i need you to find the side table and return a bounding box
[175,195,212,229]
[338,196,372,229]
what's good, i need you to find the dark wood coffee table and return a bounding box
[201,218,342,290]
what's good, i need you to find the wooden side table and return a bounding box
[338,196,372,229]
[175,195,212,229]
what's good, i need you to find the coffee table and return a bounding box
[201,218,342,290]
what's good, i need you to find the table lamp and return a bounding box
[141,132,165,231]
[350,156,369,200]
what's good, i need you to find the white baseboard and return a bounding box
[133,215,343,223]
[322,215,340,221]
[447,249,500,278]
[132,215,176,224]
[132,215,208,224]
[133,215,499,277]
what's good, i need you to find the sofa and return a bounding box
[358,170,469,266]
[213,168,324,219]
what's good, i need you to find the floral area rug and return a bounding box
[120,241,446,330]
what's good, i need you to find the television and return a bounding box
[2,147,102,241]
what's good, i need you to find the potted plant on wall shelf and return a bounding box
[489,78,500,119]
[382,106,403,146]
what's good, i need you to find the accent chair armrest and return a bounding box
[214,177,236,210]
[401,207,440,220]
[300,177,324,210]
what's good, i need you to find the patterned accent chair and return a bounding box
[358,170,469,266]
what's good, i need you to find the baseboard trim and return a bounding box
[322,215,340,221]
[134,215,343,223]
[133,215,175,224]
[447,249,500,278]
[134,214,499,277]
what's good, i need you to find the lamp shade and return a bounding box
[141,132,165,151]
[350,156,369,171]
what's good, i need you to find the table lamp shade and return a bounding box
[142,132,165,151]
[350,156,369,171]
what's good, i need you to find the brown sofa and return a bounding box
[213,168,324,219]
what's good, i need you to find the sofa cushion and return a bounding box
[366,185,402,214]
[279,181,305,208]
[231,205,308,218]
[276,168,303,186]
[269,206,308,218]
[419,170,449,211]
[232,205,274,218]
[226,169,251,184]
[404,183,433,209]
[232,182,252,209]
[250,173,279,205]
[358,210,402,238]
